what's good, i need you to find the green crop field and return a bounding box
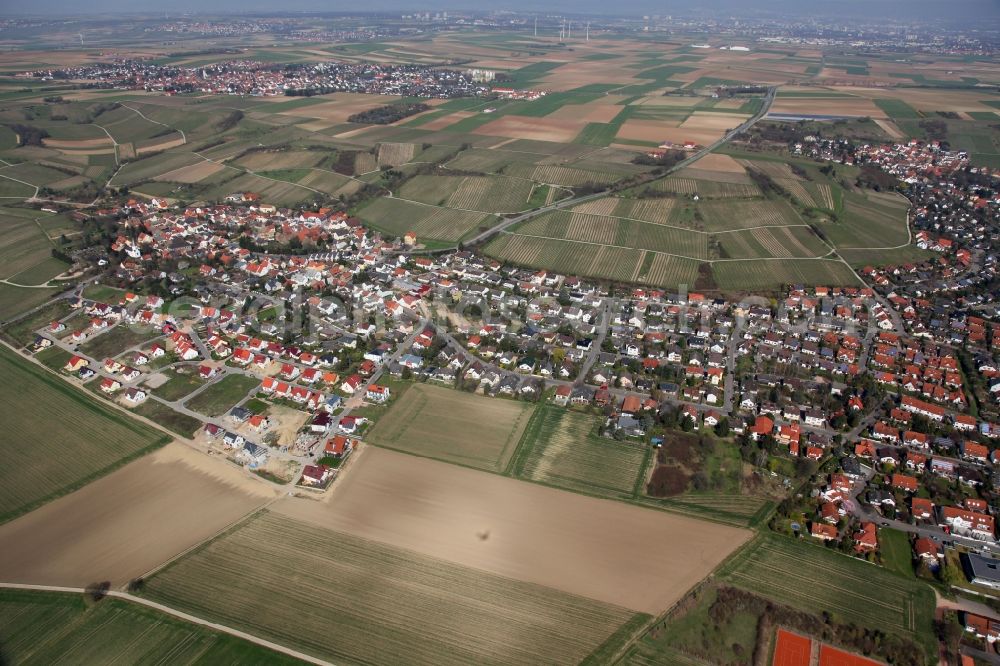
[0,209,61,285]
[396,174,534,213]
[514,209,710,259]
[142,511,638,666]
[822,190,911,249]
[0,346,167,523]
[77,324,162,361]
[356,196,498,242]
[644,176,762,199]
[713,258,860,290]
[365,383,534,473]
[838,245,934,268]
[0,588,303,665]
[151,368,208,401]
[184,373,260,417]
[698,198,802,232]
[875,98,922,120]
[717,225,829,259]
[510,405,648,500]
[718,533,935,655]
[485,233,703,288]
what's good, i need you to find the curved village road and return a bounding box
[0,583,334,666]
[461,86,777,248]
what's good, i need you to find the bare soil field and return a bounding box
[769,96,885,118]
[689,152,747,173]
[712,98,747,109]
[41,137,112,149]
[874,118,905,139]
[420,110,474,130]
[634,96,703,108]
[154,160,225,183]
[294,120,336,132]
[680,112,749,132]
[547,102,622,123]
[274,446,751,614]
[278,93,403,122]
[144,510,637,666]
[0,442,275,587]
[263,404,308,447]
[473,115,585,143]
[658,127,727,146]
[136,136,186,154]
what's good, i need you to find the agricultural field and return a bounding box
[484,233,702,288]
[712,259,861,290]
[0,442,276,586]
[514,209,709,258]
[356,196,498,243]
[0,589,301,666]
[716,225,829,259]
[0,208,70,288]
[0,345,168,524]
[364,383,533,473]
[184,373,260,417]
[271,446,751,615]
[820,190,912,250]
[718,533,936,654]
[142,510,641,666]
[510,405,648,500]
[396,174,534,213]
[698,198,802,232]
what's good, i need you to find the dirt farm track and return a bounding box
[274,446,751,614]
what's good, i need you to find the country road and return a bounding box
[0,583,333,666]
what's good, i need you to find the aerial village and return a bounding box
[22,130,1000,640]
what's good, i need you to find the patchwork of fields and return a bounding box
[0,589,300,665]
[357,196,498,242]
[273,446,751,615]
[143,510,642,666]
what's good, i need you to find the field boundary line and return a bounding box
[189,151,325,195]
[0,583,333,666]
[120,103,187,144]
[135,505,276,584]
[504,231,841,263]
[0,172,40,199]
[91,123,119,166]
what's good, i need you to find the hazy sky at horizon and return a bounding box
[4,0,1000,20]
